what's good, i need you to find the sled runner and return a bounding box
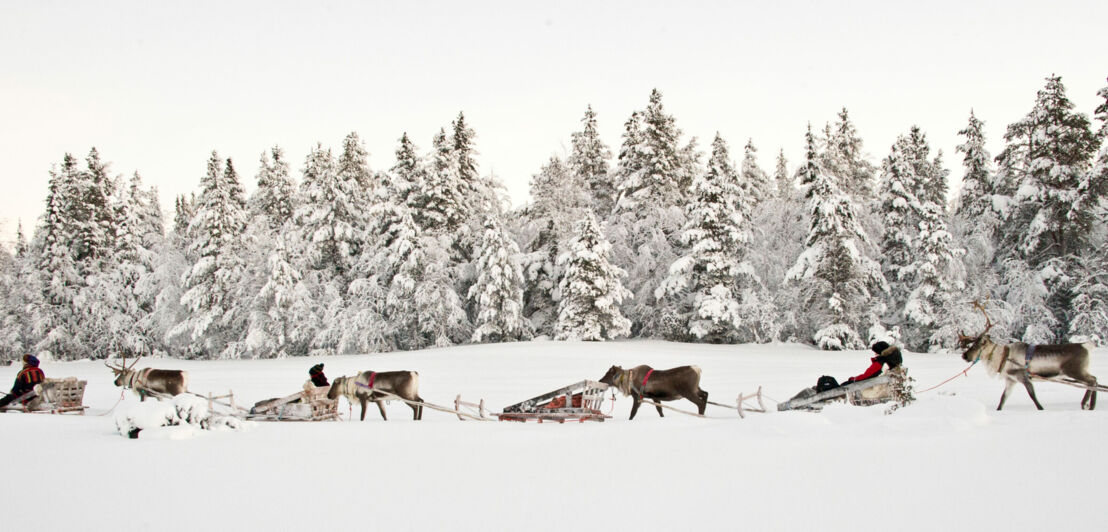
[777,374,894,412]
[497,380,611,422]
[248,384,339,421]
[0,377,87,414]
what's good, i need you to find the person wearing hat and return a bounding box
[309,363,329,387]
[843,341,903,385]
[0,355,46,409]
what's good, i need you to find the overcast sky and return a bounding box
[2,0,1105,248]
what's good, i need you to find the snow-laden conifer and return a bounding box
[569,105,615,216]
[171,153,249,358]
[469,218,529,342]
[787,125,886,350]
[555,213,632,341]
[245,235,315,358]
[657,133,759,342]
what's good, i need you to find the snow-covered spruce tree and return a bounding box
[746,148,806,342]
[72,147,117,266]
[173,193,196,241]
[995,75,1100,341]
[825,108,877,203]
[607,89,693,336]
[517,156,592,336]
[878,127,964,350]
[337,131,373,198]
[1067,80,1108,342]
[657,133,760,342]
[468,218,529,342]
[32,154,85,359]
[0,224,36,360]
[568,105,615,217]
[950,111,1009,335]
[787,125,886,350]
[413,233,471,348]
[170,153,249,359]
[555,213,632,341]
[245,235,315,358]
[293,142,364,285]
[248,146,298,234]
[390,132,426,212]
[413,128,465,234]
[740,138,771,207]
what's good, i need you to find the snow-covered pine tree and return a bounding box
[245,235,315,358]
[0,223,34,360]
[248,146,298,233]
[787,125,886,350]
[657,133,760,342]
[740,138,771,207]
[1067,80,1108,342]
[516,156,593,336]
[170,153,249,358]
[773,149,790,199]
[555,213,632,341]
[568,105,615,217]
[607,90,691,336]
[32,154,85,359]
[950,111,1009,336]
[995,75,1100,341]
[825,108,876,202]
[293,143,363,284]
[391,132,426,212]
[468,218,529,342]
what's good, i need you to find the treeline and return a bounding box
[1,76,1106,361]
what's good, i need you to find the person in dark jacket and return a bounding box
[0,354,46,409]
[843,341,903,385]
[309,363,329,387]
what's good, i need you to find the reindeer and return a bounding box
[105,356,189,401]
[598,365,709,420]
[327,371,424,421]
[958,302,1097,411]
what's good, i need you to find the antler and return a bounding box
[972,300,994,335]
[126,356,142,371]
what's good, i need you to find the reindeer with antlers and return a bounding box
[105,355,189,401]
[958,302,1098,411]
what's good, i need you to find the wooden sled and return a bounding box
[497,380,611,423]
[248,384,339,421]
[0,378,87,414]
[777,375,893,412]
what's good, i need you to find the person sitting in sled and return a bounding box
[789,342,903,401]
[0,354,46,410]
[842,341,903,386]
[309,363,329,387]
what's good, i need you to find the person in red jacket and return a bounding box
[0,354,46,409]
[843,341,903,385]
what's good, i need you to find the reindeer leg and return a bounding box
[1079,376,1097,410]
[1018,374,1044,410]
[653,399,664,417]
[376,400,388,420]
[358,396,368,421]
[629,394,642,420]
[997,379,1016,410]
[698,389,709,415]
[413,396,424,420]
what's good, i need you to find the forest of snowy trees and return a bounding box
[2,75,1108,361]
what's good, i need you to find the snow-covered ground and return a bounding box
[2,340,1105,531]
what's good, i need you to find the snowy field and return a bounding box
[2,340,1106,532]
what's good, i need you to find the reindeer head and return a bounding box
[104,355,141,387]
[598,366,623,387]
[958,301,995,363]
[327,376,345,400]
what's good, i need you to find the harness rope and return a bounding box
[914,360,979,394]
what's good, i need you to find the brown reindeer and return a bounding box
[327,371,424,421]
[959,302,1097,411]
[598,365,709,419]
[105,356,188,401]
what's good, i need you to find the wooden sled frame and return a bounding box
[497,380,611,423]
[248,385,340,421]
[0,377,88,414]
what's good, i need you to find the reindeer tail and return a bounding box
[691,365,702,378]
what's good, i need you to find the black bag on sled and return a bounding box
[815,375,840,393]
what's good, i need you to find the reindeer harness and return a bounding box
[355,372,378,392]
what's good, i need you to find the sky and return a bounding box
[1,0,1106,249]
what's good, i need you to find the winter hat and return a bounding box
[309,363,324,375]
[23,354,39,367]
[870,341,890,355]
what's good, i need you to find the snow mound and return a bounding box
[114,394,251,439]
[882,395,990,430]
